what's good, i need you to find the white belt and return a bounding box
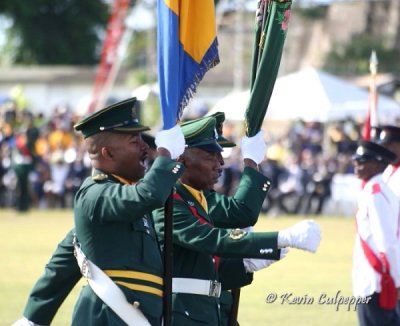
[73,237,151,326]
[172,278,221,298]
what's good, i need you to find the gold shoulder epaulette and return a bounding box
[92,173,108,181]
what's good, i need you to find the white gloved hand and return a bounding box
[240,130,266,164]
[11,318,42,326]
[278,220,321,253]
[243,248,289,273]
[242,226,254,233]
[155,125,186,159]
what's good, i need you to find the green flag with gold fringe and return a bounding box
[245,0,292,137]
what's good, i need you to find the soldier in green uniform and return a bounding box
[70,98,186,326]
[14,97,186,326]
[152,116,321,325]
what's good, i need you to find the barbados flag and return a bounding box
[157,0,219,129]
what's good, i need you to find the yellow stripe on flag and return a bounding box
[165,0,217,64]
[165,0,179,15]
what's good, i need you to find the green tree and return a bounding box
[0,0,110,65]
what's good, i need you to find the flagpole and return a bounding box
[228,288,241,326]
[163,190,174,326]
[369,50,379,128]
[363,50,379,140]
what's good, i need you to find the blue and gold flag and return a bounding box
[157,0,219,129]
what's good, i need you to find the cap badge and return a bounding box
[356,147,365,155]
[380,131,387,140]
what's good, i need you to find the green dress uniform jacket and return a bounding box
[153,167,280,325]
[23,230,80,325]
[71,156,184,326]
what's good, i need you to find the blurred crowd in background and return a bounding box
[0,102,88,212]
[0,99,374,215]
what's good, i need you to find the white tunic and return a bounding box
[383,164,400,238]
[352,174,400,297]
[382,164,400,199]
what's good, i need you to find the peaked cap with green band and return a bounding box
[74,97,150,138]
[209,112,236,148]
[181,116,223,153]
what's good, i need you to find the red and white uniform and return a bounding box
[383,163,400,238]
[383,164,400,199]
[352,174,400,297]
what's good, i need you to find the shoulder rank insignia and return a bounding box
[229,228,246,240]
[92,173,108,181]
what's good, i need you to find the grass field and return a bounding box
[0,209,357,326]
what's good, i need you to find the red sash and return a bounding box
[173,193,221,270]
[356,219,397,310]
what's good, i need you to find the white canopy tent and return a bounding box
[208,67,400,123]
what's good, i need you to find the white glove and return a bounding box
[155,125,186,159]
[11,318,43,326]
[243,248,289,273]
[242,226,254,232]
[278,220,321,253]
[240,130,266,164]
